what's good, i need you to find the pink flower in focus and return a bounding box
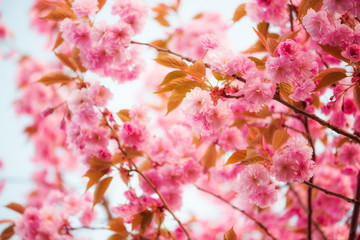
[265,56,294,83]
[199,33,219,50]
[277,39,298,59]
[302,9,332,44]
[271,136,314,182]
[72,0,99,18]
[242,77,275,112]
[248,184,278,208]
[234,164,270,194]
[271,153,297,182]
[120,122,147,149]
[290,79,316,102]
[342,44,360,62]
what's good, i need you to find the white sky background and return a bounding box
[0,0,258,238]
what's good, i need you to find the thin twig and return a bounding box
[106,120,193,240]
[303,181,360,204]
[131,41,197,65]
[102,197,113,220]
[282,124,308,137]
[288,185,328,240]
[194,185,277,240]
[130,40,360,144]
[349,172,360,240]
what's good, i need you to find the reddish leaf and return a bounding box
[272,129,290,150]
[41,8,77,21]
[225,150,247,165]
[319,44,350,63]
[93,177,113,207]
[1,224,15,240]
[232,4,246,23]
[84,168,107,192]
[313,68,347,91]
[224,227,237,240]
[55,52,77,72]
[354,85,360,111]
[253,28,270,53]
[108,217,128,237]
[37,71,73,86]
[298,0,323,19]
[5,203,25,214]
[160,70,187,86]
[117,109,131,122]
[201,144,217,171]
[154,54,188,69]
[53,32,64,51]
[98,0,107,11]
[192,60,206,76]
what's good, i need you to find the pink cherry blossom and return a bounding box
[72,0,99,18]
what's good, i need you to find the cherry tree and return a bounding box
[1,0,360,239]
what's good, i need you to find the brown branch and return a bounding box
[288,185,328,240]
[130,40,360,144]
[288,3,294,32]
[102,197,113,220]
[131,41,198,65]
[273,94,360,144]
[194,185,277,240]
[303,181,360,204]
[282,124,308,137]
[303,117,316,240]
[349,172,360,240]
[106,121,193,240]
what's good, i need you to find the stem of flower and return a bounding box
[194,185,277,240]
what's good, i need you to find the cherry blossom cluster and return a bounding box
[4,0,360,239]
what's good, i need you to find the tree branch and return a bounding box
[303,117,316,240]
[349,172,360,240]
[194,185,277,240]
[273,94,360,144]
[303,181,360,204]
[288,185,327,240]
[130,40,360,144]
[106,120,192,240]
